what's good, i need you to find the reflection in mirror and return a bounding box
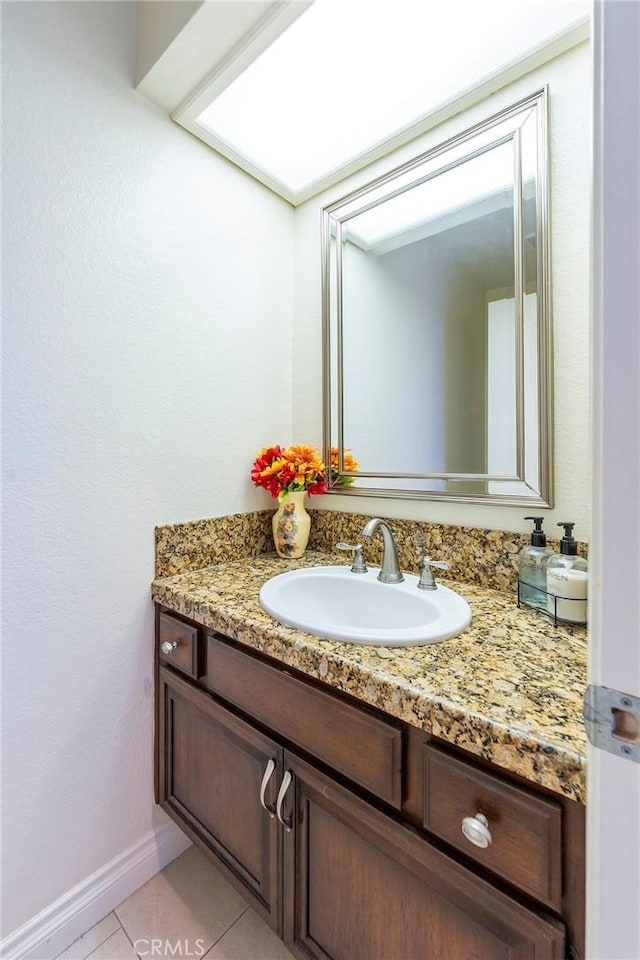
[323,90,551,504]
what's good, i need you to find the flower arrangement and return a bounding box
[330,447,360,486]
[251,444,327,501]
[251,444,360,502]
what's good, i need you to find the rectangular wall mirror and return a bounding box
[322,89,552,505]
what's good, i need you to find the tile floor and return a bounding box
[56,846,294,960]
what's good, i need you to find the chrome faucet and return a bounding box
[361,518,404,583]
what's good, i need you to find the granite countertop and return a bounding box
[151,551,588,804]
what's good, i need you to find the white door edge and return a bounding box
[588,2,640,958]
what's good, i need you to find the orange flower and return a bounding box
[250,443,327,500]
[329,447,359,486]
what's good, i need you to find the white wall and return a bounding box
[293,43,591,537]
[135,0,202,84]
[1,0,293,941]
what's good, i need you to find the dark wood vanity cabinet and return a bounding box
[156,609,584,960]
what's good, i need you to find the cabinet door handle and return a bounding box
[461,813,493,848]
[276,770,293,832]
[160,640,178,655]
[259,758,277,818]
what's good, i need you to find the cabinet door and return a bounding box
[158,667,282,930]
[282,754,565,960]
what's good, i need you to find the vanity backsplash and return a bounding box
[156,509,588,593]
[308,512,588,592]
[155,510,273,578]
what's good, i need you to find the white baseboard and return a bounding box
[1,820,192,960]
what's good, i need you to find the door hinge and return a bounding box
[584,684,640,762]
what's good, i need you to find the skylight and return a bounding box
[185,0,589,204]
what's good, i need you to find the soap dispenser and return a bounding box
[546,522,588,624]
[518,516,554,609]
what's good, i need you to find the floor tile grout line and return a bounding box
[113,905,136,949]
[201,905,250,957]
[58,914,122,960]
[116,913,143,959]
[83,920,129,960]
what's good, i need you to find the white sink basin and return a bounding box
[259,565,472,646]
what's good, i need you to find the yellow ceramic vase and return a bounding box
[272,491,311,559]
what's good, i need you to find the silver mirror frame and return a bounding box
[322,88,553,506]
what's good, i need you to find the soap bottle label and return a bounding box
[546,568,588,623]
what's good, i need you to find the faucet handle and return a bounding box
[422,555,449,569]
[418,555,450,591]
[335,542,368,574]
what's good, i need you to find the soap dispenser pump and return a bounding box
[546,522,588,624]
[518,516,553,609]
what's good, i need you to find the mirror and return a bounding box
[322,89,552,505]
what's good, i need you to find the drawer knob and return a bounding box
[462,813,492,848]
[160,640,179,655]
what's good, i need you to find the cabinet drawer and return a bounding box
[158,612,202,679]
[206,634,402,809]
[423,745,562,910]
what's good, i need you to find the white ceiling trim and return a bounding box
[137,1,312,115]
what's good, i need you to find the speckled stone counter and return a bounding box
[152,551,588,804]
